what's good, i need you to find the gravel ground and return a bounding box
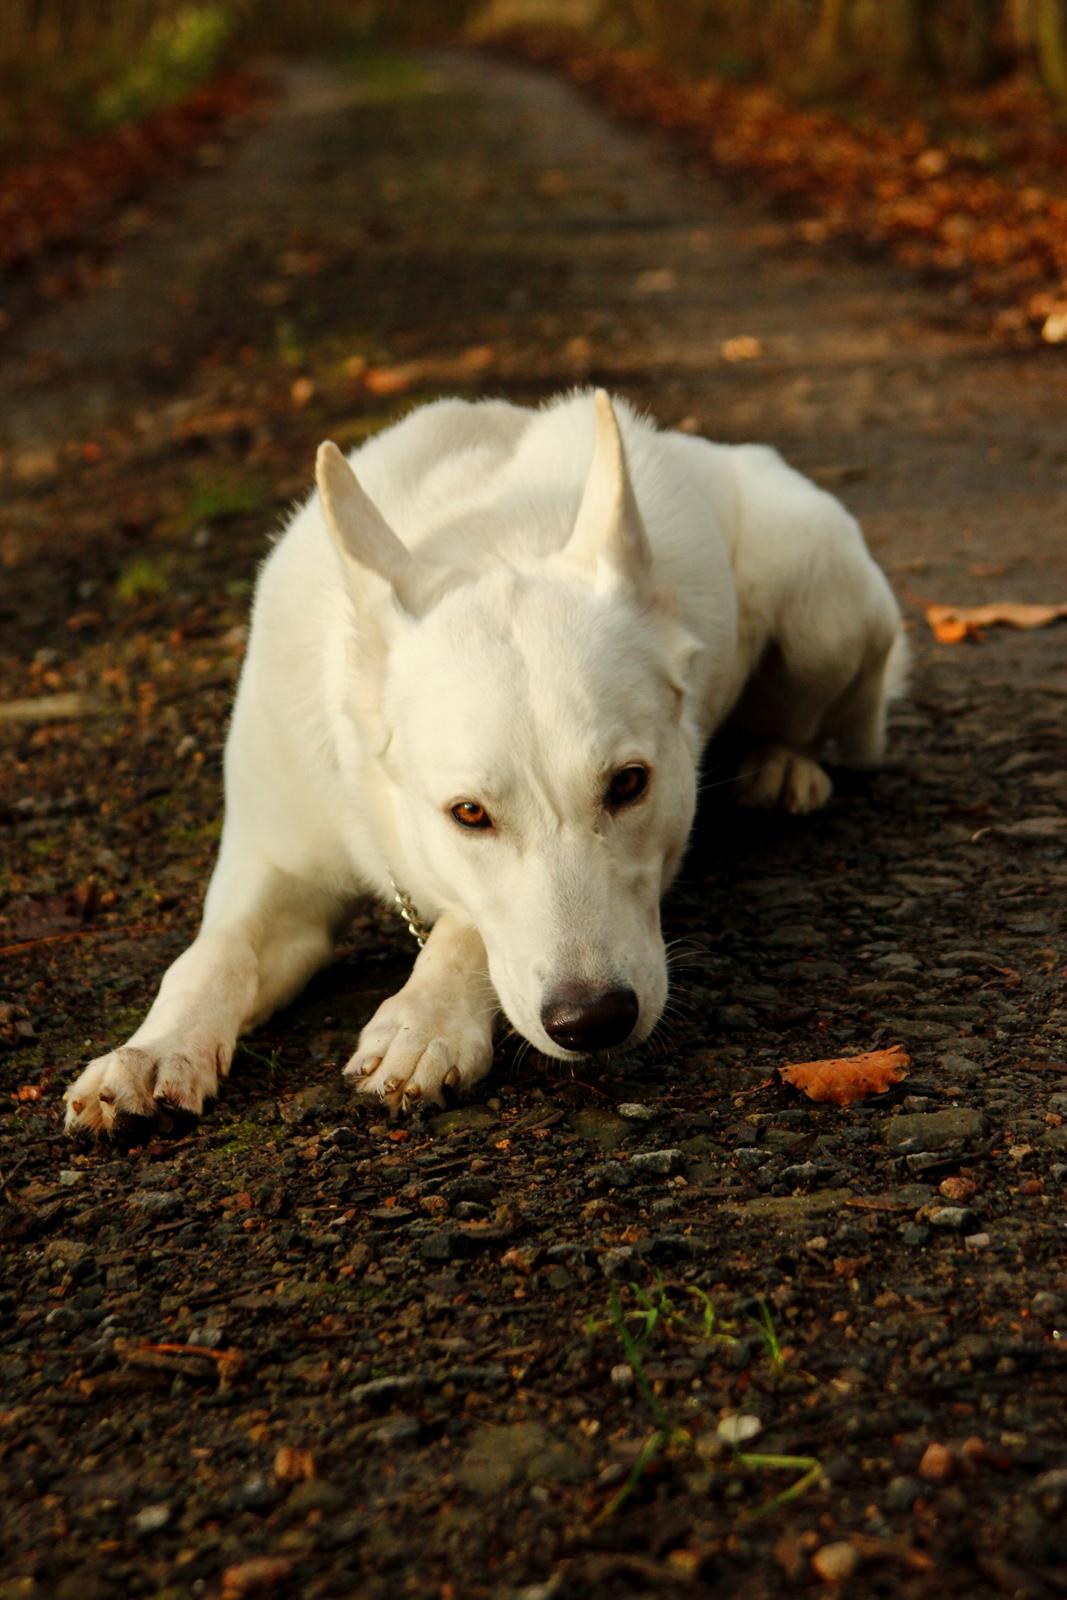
[2,48,1066,1600]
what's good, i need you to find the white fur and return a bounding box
[65,390,903,1131]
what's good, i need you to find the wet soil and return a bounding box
[2,49,1066,1600]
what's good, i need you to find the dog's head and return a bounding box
[317,392,717,1060]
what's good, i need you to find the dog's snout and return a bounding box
[540,985,639,1053]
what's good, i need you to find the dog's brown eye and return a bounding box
[606,765,650,810]
[450,801,493,830]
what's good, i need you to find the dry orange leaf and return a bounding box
[779,1044,909,1107]
[926,600,1067,644]
[364,359,426,396]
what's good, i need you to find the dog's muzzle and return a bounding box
[540,984,639,1053]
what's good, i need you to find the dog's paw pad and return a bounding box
[736,746,832,815]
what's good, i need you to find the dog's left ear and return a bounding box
[560,390,653,600]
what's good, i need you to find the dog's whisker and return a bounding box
[695,757,782,797]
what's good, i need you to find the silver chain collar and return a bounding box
[389,876,432,949]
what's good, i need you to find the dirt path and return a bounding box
[2,50,1066,1600]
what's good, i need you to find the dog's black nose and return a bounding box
[540,985,639,1053]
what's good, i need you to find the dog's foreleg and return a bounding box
[344,913,497,1112]
[64,842,340,1136]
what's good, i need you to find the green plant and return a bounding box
[753,1295,786,1373]
[115,553,172,602]
[590,1277,822,1525]
[184,470,264,527]
[91,4,236,129]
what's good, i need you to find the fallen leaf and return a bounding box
[635,266,677,294]
[221,1556,293,1599]
[364,360,426,396]
[778,1044,909,1107]
[721,334,762,362]
[926,600,1067,643]
[452,343,495,375]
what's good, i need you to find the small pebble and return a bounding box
[959,1436,994,1472]
[630,1148,685,1175]
[717,1413,762,1446]
[811,1542,860,1582]
[616,1102,658,1121]
[599,1247,636,1280]
[918,1441,954,1481]
[964,1232,991,1249]
[1031,1467,1067,1508]
[938,1175,977,1202]
[185,1326,225,1349]
[274,1445,315,1483]
[885,1474,921,1511]
[925,1205,976,1232]
[133,1503,171,1534]
[610,1363,634,1390]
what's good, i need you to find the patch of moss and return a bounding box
[115,554,173,603]
[344,48,426,101]
[212,1117,274,1157]
[184,470,265,528]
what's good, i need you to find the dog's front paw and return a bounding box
[736,745,833,815]
[64,1037,225,1139]
[343,988,494,1113]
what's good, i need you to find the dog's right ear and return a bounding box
[316,442,424,618]
[558,390,653,601]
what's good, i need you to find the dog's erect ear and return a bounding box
[560,390,653,598]
[316,441,424,617]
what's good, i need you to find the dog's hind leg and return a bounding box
[823,632,909,770]
[731,646,842,814]
[344,913,496,1113]
[734,628,905,811]
[64,838,342,1138]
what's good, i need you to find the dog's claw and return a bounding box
[342,1055,377,1080]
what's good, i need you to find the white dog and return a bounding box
[64,390,904,1135]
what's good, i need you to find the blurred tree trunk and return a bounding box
[810,0,850,69]
[894,0,939,79]
[957,0,1003,85]
[1035,0,1067,103]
